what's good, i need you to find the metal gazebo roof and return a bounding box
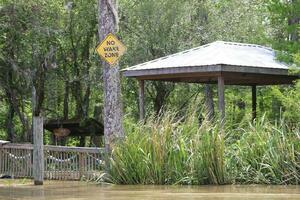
[123,41,299,85]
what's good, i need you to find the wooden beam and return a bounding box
[218,76,225,124]
[33,116,44,185]
[2,143,104,153]
[252,85,257,121]
[138,80,145,120]
[123,64,291,78]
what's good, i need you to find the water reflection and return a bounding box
[0,181,299,200]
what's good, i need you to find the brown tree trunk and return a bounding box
[6,103,15,142]
[149,82,174,115]
[5,87,31,142]
[79,137,85,147]
[91,105,102,147]
[63,82,69,120]
[288,1,299,41]
[98,0,124,152]
[55,80,69,146]
[204,84,214,121]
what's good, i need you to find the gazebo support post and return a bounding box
[138,80,145,120]
[218,76,225,125]
[252,85,257,121]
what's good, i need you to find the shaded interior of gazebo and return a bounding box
[122,41,299,120]
[44,118,104,137]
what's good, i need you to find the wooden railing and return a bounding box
[0,143,104,180]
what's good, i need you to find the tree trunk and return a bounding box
[63,81,69,120]
[55,80,70,146]
[5,87,31,142]
[288,1,299,41]
[79,137,85,147]
[204,84,214,121]
[91,105,102,147]
[3,69,30,142]
[150,82,174,115]
[6,103,15,142]
[98,0,124,152]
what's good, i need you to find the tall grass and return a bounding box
[227,116,300,184]
[100,112,299,185]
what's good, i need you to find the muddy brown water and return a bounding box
[0,181,299,200]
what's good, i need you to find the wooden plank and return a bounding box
[2,143,33,150]
[222,72,298,85]
[136,71,221,80]
[138,80,145,120]
[33,116,44,185]
[218,76,225,124]
[133,72,297,85]
[79,153,84,179]
[0,149,2,174]
[2,143,104,154]
[122,63,294,78]
[252,85,257,121]
[44,146,104,154]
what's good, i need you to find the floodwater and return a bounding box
[0,181,299,200]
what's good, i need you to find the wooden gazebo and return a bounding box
[122,41,299,120]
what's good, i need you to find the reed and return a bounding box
[100,112,299,185]
[227,116,300,184]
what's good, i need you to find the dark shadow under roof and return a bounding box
[44,118,104,137]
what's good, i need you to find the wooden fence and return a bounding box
[0,143,104,180]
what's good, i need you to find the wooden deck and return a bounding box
[0,143,104,180]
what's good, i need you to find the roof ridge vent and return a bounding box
[219,41,273,51]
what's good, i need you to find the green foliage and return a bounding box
[101,111,299,185]
[270,81,300,123]
[228,116,300,184]
[267,0,300,65]
[0,0,298,150]
[205,0,269,44]
[105,111,226,185]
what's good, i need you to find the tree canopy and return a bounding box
[0,0,299,145]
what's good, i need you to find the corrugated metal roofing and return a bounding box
[123,41,289,72]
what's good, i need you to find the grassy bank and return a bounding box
[100,112,299,185]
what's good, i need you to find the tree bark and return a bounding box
[6,103,15,142]
[149,82,174,115]
[138,80,145,120]
[204,84,214,121]
[91,105,102,147]
[217,76,225,125]
[5,87,31,142]
[98,0,124,152]
[63,82,69,120]
[288,1,299,41]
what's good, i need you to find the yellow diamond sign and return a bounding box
[96,33,126,66]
